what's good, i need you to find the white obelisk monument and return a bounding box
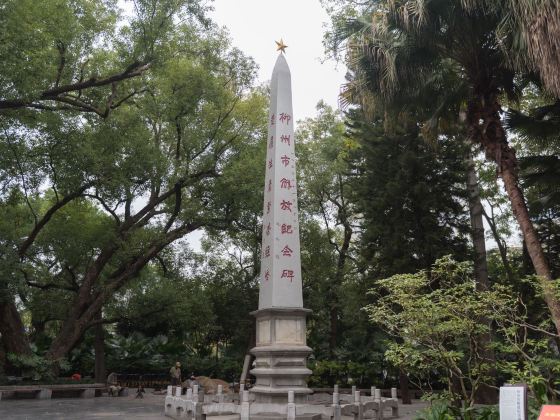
[250,42,313,404]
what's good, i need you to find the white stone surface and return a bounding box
[259,54,303,309]
[499,386,526,420]
[275,319,303,343]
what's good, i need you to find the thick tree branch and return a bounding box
[0,63,150,114]
[43,62,150,97]
[85,192,121,225]
[55,41,66,88]
[22,269,79,292]
[19,183,93,258]
[86,305,166,328]
[163,182,182,232]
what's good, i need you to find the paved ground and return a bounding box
[0,392,167,420]
[0,393,428,420]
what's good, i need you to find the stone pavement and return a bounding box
[0,392,168,420]
[0,392,428,420]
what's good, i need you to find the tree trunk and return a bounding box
[466,152,490,291]
[0,298,32,357]
[465,152,498,404]
[481,206,516,283]
[501,167,560,334]
[399,369,411,404]
[329,218,353,354]
[94,310,106,383]
[46,226,191,362]
[467,93,560,336]
[329,306,338,353]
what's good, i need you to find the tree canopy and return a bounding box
[1,0,560,409]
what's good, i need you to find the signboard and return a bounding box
[499,385,527,420]
[539,405,560,419]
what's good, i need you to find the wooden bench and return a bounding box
[0,383,105,401]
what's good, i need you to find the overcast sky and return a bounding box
[209,0,347,122]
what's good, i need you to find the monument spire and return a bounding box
[258,52,302,309]
[249,47,313,405]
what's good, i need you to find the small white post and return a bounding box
[332,392,341,420]
[175,386,182,397]
[164,386,175,417]
[354,390,360,404]
[333,392,340,405]
[240,390,250,420]
[352,385,357,400]
[355,390,363,420]
[374,388,381,402]
[391,387,397,400]
[193,384,199,402]
[287,390,296,420]
[370,386,376,397]
[186,388,193,401]
[239,383,245,405]
[217,384,224,404]
[334,384,339,394]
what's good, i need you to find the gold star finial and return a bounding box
[275,39,288,54]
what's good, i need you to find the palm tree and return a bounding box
[333,0,560,335]
[461,0,560,97]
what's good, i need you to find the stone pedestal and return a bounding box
[250,307,312,403]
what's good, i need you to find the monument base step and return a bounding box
[251,413,321,420]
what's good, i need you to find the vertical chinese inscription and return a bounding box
[258,54,303,309]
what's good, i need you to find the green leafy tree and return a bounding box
[366,256,560,407]
[326,0,560,335]
[297,102,360,355]
[0,2,268,371]
[348,112,470,277]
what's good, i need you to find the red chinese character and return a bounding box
[268,179,272,192]
[269,136,274,148]
[281,224,293,234]
[280,200,292,212]
[280,134,290,145]
[281,245,293,257]
[264,246,270,258]
[268,159,273,169]
[279,113,291,124]
[266,223,271,236]
[264,269,270,281]
[270,114,275,125]
[281,155,290,166]
[281,269,295,282]
[280,178,292,189]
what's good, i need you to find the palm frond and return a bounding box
[505,106,560,150]
[519,155,560,208]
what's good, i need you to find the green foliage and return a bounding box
[6,353,70,382]
[0,0,268,367]
[307,359,384,388]
[105,333,185,374]
[350,112,470,277]
[414,399,499,420]
[366,256,560,404]
[69,330,243,381]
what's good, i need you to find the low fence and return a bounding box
[311,387,424,399]
[112,373,169,388]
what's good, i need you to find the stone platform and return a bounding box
[164,386,402,420]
